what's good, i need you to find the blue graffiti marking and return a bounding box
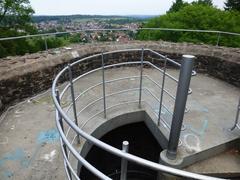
[0,129,59,178]
[186,119,209,137]
[190,100,209,113]
[202,107,209,113]
[0,144,45,179]
[37,128,59,144]
[0,148,29,168]
[3,170,14,178]
[184,100,209,137]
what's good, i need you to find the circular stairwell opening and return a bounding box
[80,122,163,180]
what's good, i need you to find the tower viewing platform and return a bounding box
[0,41,239,180]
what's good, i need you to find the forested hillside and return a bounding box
[1,0,240,58]
[137,0,240,47]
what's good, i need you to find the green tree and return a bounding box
[0,0,36,58]
[137,4,240,47]
[0,0,34,30]
[168,0,188,13]
[225,0,240,11]
[193,0,213,6]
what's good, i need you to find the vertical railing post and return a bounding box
[68,64,80,144]
[166,55,195,160]
[231,97,240,131]
[56,89,72,180]
[56,90,64,132]
[44,37,48,51]
[120,141,129,180]
[158,56,167,126]
[101,52,107,118]
[216,32,221,46]
[139,48,144,108]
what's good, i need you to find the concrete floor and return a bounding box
[0,67,239,179]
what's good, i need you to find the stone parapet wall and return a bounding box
[0,41,239,113]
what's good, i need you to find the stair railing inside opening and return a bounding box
[230,97,240,131]
[52,48,225,180]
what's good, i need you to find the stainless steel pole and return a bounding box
[56,89,72,180]
[231,97,240,130]
[139,48,144,108]
[166,55,195,160]
[158,57,167,126]
[120,141,129,180]
[68,65,80,144]
[44,37,48,51]
[216,32,221,46]
[101,52,107,118]
[56,89,64,132]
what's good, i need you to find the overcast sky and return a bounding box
[30,0,225,16]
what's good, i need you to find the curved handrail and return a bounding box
[59,51,180,101]
[65,75,177,114]
[0,27,239,41]
[53,89,224,180]
[62,52,188,139]
[52,49,225,180]
[54,93,224,180]
[62,49,193,114]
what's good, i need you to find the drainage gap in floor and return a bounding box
[80,122,163,180]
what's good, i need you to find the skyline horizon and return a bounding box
[32,14,160,17]
[30,0,225,16]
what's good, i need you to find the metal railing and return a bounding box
[0,27,240,50]
[230,97,240,131]
[52,48,224,180]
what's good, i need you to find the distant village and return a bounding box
[34,18,140,43]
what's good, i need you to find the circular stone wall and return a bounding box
[0,41,239,113]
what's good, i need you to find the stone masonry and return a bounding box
[0,41,239,113]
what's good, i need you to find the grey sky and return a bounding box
[30,0,225,16]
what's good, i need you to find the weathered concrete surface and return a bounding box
[0,67,239,179]
[0,93,64,179]
[0,41,240,113]
[185,149,240,174]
